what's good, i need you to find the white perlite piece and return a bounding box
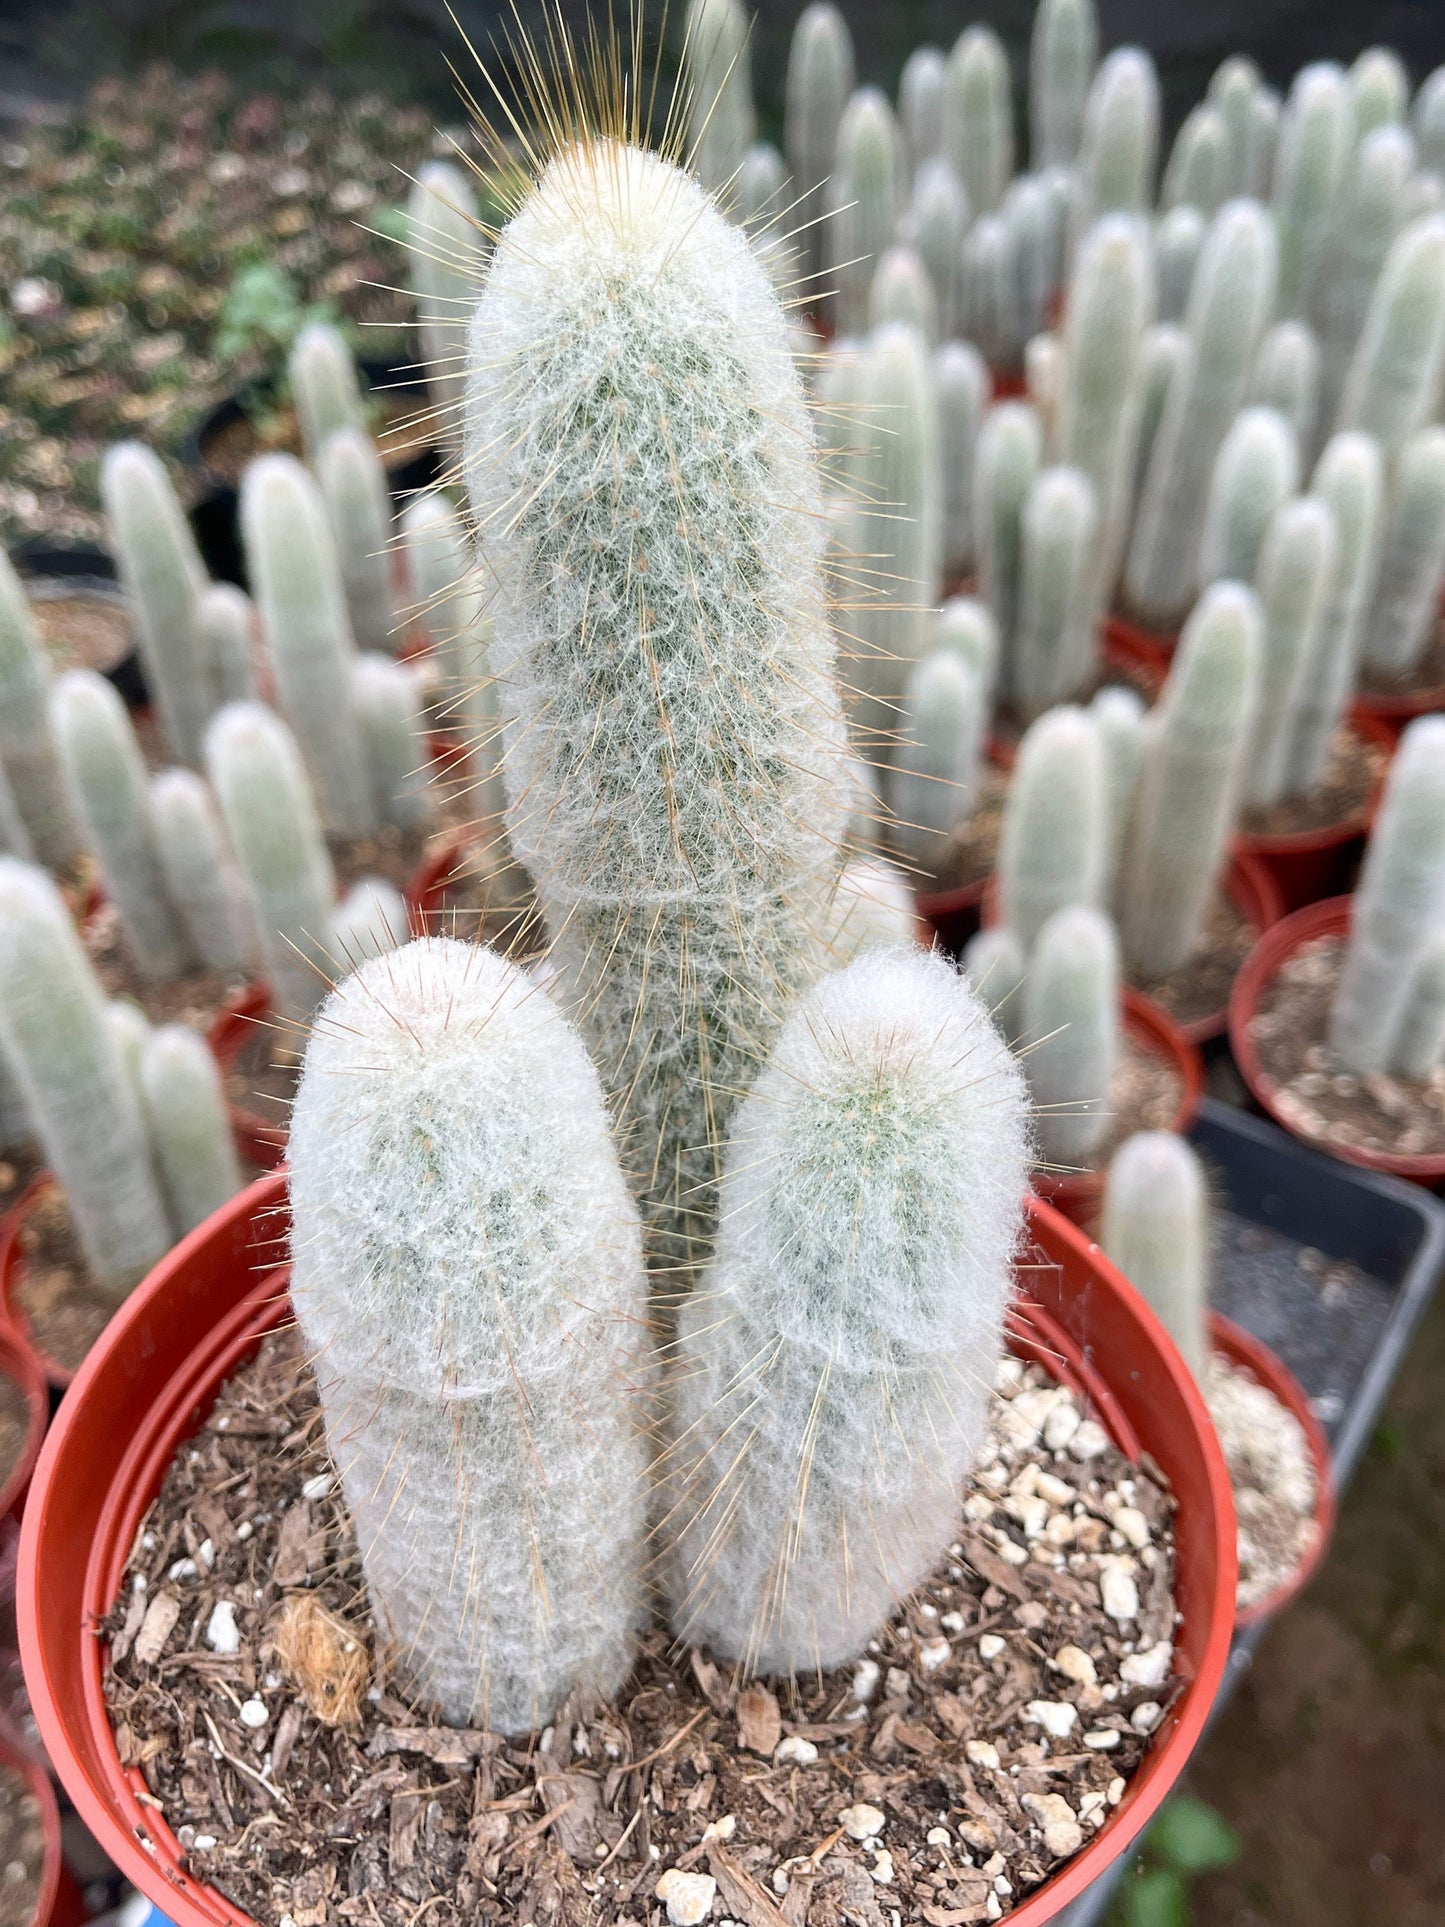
[656,1871,717,1926]
[205,1601,241,1655]
[1022,1794,1084,1858]
[774,1737,819,1767]
[1024,1700,1078,1739]
[840,1804,887,1841]
[1100,1565,1140,1622]
[239,1699,268,1730]
[1206,1354,1318,1611]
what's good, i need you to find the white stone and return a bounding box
[1068,1419,1110,1461]
[239,1699,268,1730]
[1023,1700,1077,1739]
[868,1852,894,1885]
[300,1473,333,1501]
[995,1538,1028,1567]
[885,1667,911,1700]
[1043,1400,1081,1451]
[1107,1777,1126,1805]
[1120,1643,1172,1688]
[1004,1493,1049,1538]
[840,1804,886,1841]
[168,1558,198,1583]
[926,1827,951,1847]
[1100,1566,1139,1622]
[774,1737,818,1767]
[978,1634,1005,1661]
[965,1740,1000,1770]
[1034,1472,1074,1508]
[192,1835,217,1852]
[1131,1701,1163,1734]
[205,1601,241,1654]
[1083,1728,1121,1750]
[918,1639,951,1673]
[986,1892,1002,1921]
[197,1539,216,1571]
[1022,1793,1083,1858]
[851,1659,881,1703]
[1000,1389,1057,1449]
[656,1871,716,1926]
[1114,1507,1150,1550]
[940,1611,965,1635]
[1050,1644,1097,1687]
[702,1816,736,1844]
[236,1522,253,1542]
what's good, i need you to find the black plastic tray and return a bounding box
[1056,1096,1445,1927]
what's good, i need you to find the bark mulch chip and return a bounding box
[0,1760,44,1927]
[1238,725,1385,839]
[103,1329,1181,1927]
[0,1369,30,1496]
[1248,934,1445,1160]
[12,1185,116,1376]
[1132,887,1256,1034]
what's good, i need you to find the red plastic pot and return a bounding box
[16,1174,1235,1927]
[1103,611,1176,679]
[1350,679,1445,745]
[0,1315,46,1519]
[1208,1312,1335,1629]
[0,1176,79,1396]
[1033,989,1204,1232]
[913,739,1016,955]
[0,1716,85,1927]
[1233,715,1396,913]
[1228,895,1445,1181]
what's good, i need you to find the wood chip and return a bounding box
[709,1844,792,1927]
[367,1726,500,1766]
[538,1773,601,1860]
[132,1590,182,1667]
[736,1685,782,1757]
[272,1500,312,1588]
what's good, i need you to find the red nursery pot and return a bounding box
[1032,989,1204,1230]
[404,825,476,931]
[1228,895,1445,1182]
[1103,611,1176,680]
[1233,714,1396,913]
[0,1176,82,1395]
[1350,679,1445,745]
[0,1313,47,1519]
[1208,1312,1335,1629]
[914,738,1017,954]
[0,1716,85,1927]
[16,1173,1236,1927]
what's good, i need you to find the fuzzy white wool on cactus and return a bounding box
[463,140,849,1282]
[666,946,1029,1673]
[289,937,652,1734]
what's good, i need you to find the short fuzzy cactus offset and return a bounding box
[0,859,170,1298]
[463,140,850,1281]
[997,704,1105,951]
[0,549,82,870]
[407,160,483,456]
[289,937,653,1733]
[1103,1132,1209,1379]
[666,947,1029,1672]
[318,427,396,657]
[784,1,855,283]
[138,1024,243,1237]
[288,322,367,462]
[891,646,985,870]
[150,768,257,976]
[1023,902,1119,1168]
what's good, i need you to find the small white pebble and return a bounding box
[940,1611,965,1635]
[238,1699,268,1730]
[840,1804,887,1841]
[538,1726,555,1754]
[1107,1777,1126,1806]
[205,1601,240,1655]
[132,1574,147,1594]
[655,1870,717,1927]
[978,1634,1005,1661]
[236,1522,253,1542]
[168,1558,198,1583]
[141,1532,156,1552]
[917,1602,938,1620]
[986,1892,1002,1921]
[1034,1472,1074,1508]
[885,1667,911,1700]
[300,1474,333,1501]
[965,1740,1000,1771]
[771,1869,789,1896]
[774,1736,818,1767]
[851,1659,881,1703]
[1043,1400,1081,1451]
[918,1638,950,1673]
[1022,1793,1083,1858]
[702,1815,736,1845]
[197,1539,215,1571]
[993,1877,1012,1897]
[1131,1701,1163,1735]
[995,1538,1029,1567]
[1078,1792,1106,1819]
[1083,1729,1121,1751]
[1023,1700,1077,1739]
[1113,1507,1150,1550]
[1100,1566,1140,1622]
[1068,1419,1109,1461]
[926,1827,951,1848]
[192,1835,217,1853]
[1049,1644,1097,1688]
[1120,1642,1172,1688]
[868,1851,894,1886]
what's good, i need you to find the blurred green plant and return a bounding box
[1108,1795,1242,1927]
[211,262,337,367]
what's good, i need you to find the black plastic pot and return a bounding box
[1056,1095,1445,1927]
[184,356,441,586]
[13,544,148,711]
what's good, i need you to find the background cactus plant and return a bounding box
[784,1,855,284]
[685,0,756,208]
[1029,0,1098,170]
[1336,215,1445,457]
[975,399,1043,695]
[892,646,985,871]
[288,322,368,464]
[0,549,81,870]
[934,341,989,579]
[1103,1131,1209,1378]
[351,653,434,833]
[150,767,258,976]
[1272,64,1350,320]
[997,703,1106,949]
[1361,425,1445,675]
[1242,494,1339,809]
[1248,321,1321,453]
[1073,48,1160,234]
[827,88,903,337]
[137,1024,243,1237]
[197,584,257,707]
[963,924,1027,1046]
[329,877,410,968]
[407,159,483,458]
[946,26,1014,218]
[1197,406,1300,594]
[1023,902,1119,1167]
[1013,465,1101,715]
[1389,933,1445,1078]
[318,426,397,656]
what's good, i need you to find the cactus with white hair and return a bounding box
[1006,174,1067,348]
[908,160,969,336]
[868,245,938,345]
[329,876,410,968]
[138,1024,243,1237]
[1414,68,1445,175]
[975,400,1044,692]
[1103,1131,1210,1379]
[240,452,374,836]
[963,924,1028,1046]
[934,345,990,586]
[1389,934,1445,1079]
[1243,494,1339,809]
[1313,125,1416,415]
[289,937,653,1734]
[1154,208,1205,324]
[900,46,947,170]
[935,594,1000,702]
[960,215,1022,370]
[997,704,1106,950]
[0,761,31,863]
[1013,466,1101,716]
[1121,583,1260,980]
[1331,716,1445,1072]
[1347,48,1408,150]
[288,321,367,462]
[1024,902,1119,1167]
[666,947,1028,1673]
[826,855,917,957]
[0,859,170,1298]
[1131,323,1190,505]
[1125,199,1279,629]
[685,0,756,207]
[205,702,337,1023]
[51,669,192,980]
[1029,0,1098,170]
[1197,407,1300,592]
[946,26,1014,217]
[1208,56,1268,197]
[318,426,396,656]
[1361,425,1445,676]
[1336,216,1445,458]
[1248,322,1321,455]
[892,646,986,871]
[1162,103,1228,216]
[1073,49,1160,237]
[399,491,500,814]
[198,584,257,707]
[352,653,434,833]
[0,549,82,869]
[407,159,482,456]
[827,88,903,337]
[784,1,855,284]
[150,767,257,976]
[1091,683,1147,893]
[1272,64,1350,319]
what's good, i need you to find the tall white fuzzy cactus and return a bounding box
[205,702,337,1023]
[826,855,917,958]
[1125,199,1279,629]
[685,0,756,207]
[288,322,367,462]
[1243,494,1338,808]
[936,594,1000,702]
[1208,57,1267,197]
[963,925,1027,1047]
[1006,174,1067,348]
[1248,322,1321,454]
[52,669,191,980]
[900,46,947,170]
[946,26,1014,218]
[0,859,170,1298]
[1197,406,1300,591]
[198,584,257,706]
[150,767,258,976]
[1054,213,1154,590]
[352,653,434,832]
[240,452,374,836]
[1029,0,1098,170]
[1132,323,1189,500]
[1091,684,1147,893]
[784,1,855,284]
[100,443,212,766]
[1390,934,1445,1079]
[318,427,396,656]
[399,491,500,813]
[1154,208,1205,324]
[827,89,903,337]
[407,159,482,456]
[868,245,938,344]
[960,215,1022,369]
[667,947,1028,1673]
[1013,466,1101,716]
[1361,425,1445,676]
[1121,582,1260,980]
[934,344,988,587]
[1272,64,1350,319]
[1103,1131,1209,1379]
[1313,125,1415,414]
[138,1024,242,1237]
[997,704,1106,950]
[1336,216,1445,458]
[1347,48,1408,149]
[1024,903,1119,1167]
[0,549,81,869]
[1331,716,1445,1072]
[290,938,653,1733]
[329,876,409,968]
[1415,67,1445,175]
[1285,433,1384,794]
[891,646,985,870]
[907,161,968,336]
[0,761,31,862]
[851,323,941,751]
[1073,49,1160,236]
[1162,104,1228,216]
[975,400,1044,690]
[463,141,850,1277]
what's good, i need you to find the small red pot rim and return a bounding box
[0,1719,65,1927]
[1103,611,1176,676]
[1031,988,1205,1224]
[1228,895,1445,1180]
[0,1174,78,1394]
[1207,1311,1336,1627]
[0,1307,47,1517]
[17,1174,1236,1927]
[913,738,1015,927]
[1232,713,1396,859]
